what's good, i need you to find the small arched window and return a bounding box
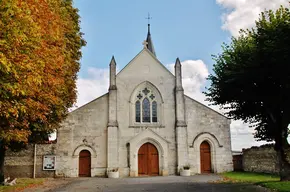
[135,88,158,123]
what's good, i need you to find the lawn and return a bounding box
[0,178,45,192]
[221,172,290,192]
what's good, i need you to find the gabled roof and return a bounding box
[69,93,108,114]
[184,95,229,119]
[117,48,174,78]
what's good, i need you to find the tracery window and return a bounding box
[135,88,158,123]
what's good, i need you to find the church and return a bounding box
[55,24,233,177]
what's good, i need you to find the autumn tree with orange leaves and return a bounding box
[0,0,86,183]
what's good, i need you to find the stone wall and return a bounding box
[243,145,290,174]
[185,96,233,174]
[55,93,108,177]
[4,144,56,178]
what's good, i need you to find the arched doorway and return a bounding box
[79,150,91,177]
[200,141,211,173]
[138,142,159,176]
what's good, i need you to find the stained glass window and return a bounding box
[135,101,141,122]
[152,101,157,122]
[142,98,150,122]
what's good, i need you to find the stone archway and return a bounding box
[72,144,97,177]
[192,133,220,173]
[73,144,97,157]
[127,129,170,177]
[138,142,159,176]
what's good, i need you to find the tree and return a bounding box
[0,0,85,184]
[205,5,290,181]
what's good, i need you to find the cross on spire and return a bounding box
[145,13,152,25]
[144,13,156,56]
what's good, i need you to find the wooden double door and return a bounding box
[138,143,159,176]
[200,141,212,173]
[79,150,91,177]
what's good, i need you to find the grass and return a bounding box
[221,172,279,183]
[261,181,290,192]
[221,172,290,192]
[0,178,45,192]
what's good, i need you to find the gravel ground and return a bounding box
[29,175,272,192]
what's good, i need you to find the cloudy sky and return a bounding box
[72,0,289,151]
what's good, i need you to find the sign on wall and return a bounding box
[43,155,56,170]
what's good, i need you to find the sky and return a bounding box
[71,0,289,151]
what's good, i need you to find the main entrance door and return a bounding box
[200,141,211,173]
[138,143,159,176]
[79,150,91,177]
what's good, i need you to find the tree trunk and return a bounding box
[277,147,290,181]
[274,121,290,181]
[0,143,5,185]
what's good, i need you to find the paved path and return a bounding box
[45,175,271,192]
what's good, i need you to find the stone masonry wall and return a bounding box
[243,145,290,174]
[4,144,56,178]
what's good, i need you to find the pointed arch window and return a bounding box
[135,88,158,123]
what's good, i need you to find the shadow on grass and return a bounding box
[256,181,290,192]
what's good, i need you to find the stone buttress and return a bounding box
[174,58,189,173]
[107,56,119,170]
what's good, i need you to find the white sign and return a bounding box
[43,156,56,170]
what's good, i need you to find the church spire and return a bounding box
[145,13,156,56]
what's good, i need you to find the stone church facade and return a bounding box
[55,25,233,177]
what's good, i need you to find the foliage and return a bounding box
[205,5,290,143]
[205,5,290,180]
[0,0,85,184]
[0,0,85,148]
[221,172,290,192]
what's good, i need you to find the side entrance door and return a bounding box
[79,150,91,177]
[138,143,159,176]
[200,141,211,173]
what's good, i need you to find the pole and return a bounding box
[33,144,36,179]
